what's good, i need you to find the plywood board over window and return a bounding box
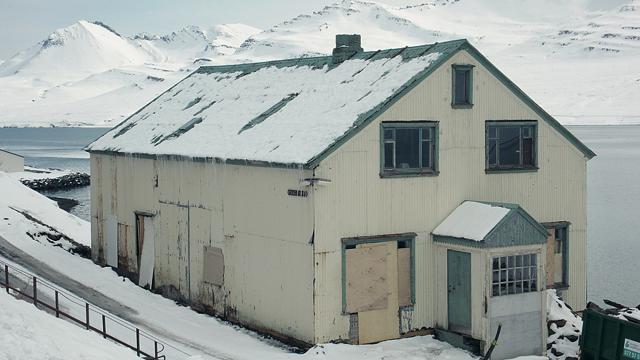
[357,241,399,344]
[397,247,412,307]
[546,230,555,288]
[345,244,389,313]
[203,246,224,286]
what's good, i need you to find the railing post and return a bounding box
[136,328,141,357]
[55,291,60,318]
[4,264,8,293]
[155,341,159,359]
[102,314,106,338]
[85,303,90,330]
[32,277,37,306]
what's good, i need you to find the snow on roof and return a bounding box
[432,201,511,241]
[87,40,466,165]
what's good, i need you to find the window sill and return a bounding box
[451,103,473,109]
[548,283,569,291]
[485,167,538,174]
[380,170,439,178]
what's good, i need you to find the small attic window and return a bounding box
[452,65,473,108]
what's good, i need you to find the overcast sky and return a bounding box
[0,0,628,59]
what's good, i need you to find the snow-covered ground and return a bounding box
[0,0,638,127]
[0,172,487,360]
[0,290,140,360]
[547,291,582,360]
[0,172,89,251]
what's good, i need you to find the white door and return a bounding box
[138,216,155,288]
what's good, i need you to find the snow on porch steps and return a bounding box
[86,41,465,165]
[432,201,511,242]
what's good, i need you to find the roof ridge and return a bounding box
[196,39,469,74]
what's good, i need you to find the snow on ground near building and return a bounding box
[294,338,479,360]
[0,172,89,251]
[432,201,510,241]
[87,44,448,164]
[0,291,140,360]
[547,290,582,360]
[0,173,490,360]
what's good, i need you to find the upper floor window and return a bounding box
[486,121,537,172]
[381,122,438,177]
[452,65,473,107]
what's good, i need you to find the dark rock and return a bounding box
[566,334,579,342]
[47,196,79,212]
[551,347,564,357]
[550,319,567,328]
[21,172,90,191]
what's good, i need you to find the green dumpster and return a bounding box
[580,308,640,360]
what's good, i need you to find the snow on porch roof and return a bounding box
[86,40,468,166]
[432,201,549,248]
[433,201,511,242]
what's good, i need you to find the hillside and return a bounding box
[0,0,638,127]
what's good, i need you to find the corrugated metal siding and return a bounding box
[90,154,316,342]
[312,50,588,342]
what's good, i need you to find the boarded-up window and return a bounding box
[345,238,414,313]
[545,224,569,288]
[345,244,389,313]
[397,247,412,307]
[203,246,224,286]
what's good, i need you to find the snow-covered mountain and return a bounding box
[0,21,260,127]
[0,0,638,127]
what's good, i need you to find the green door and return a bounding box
[447,250,471,333]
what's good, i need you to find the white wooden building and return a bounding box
[0,149,24,172]
[87,35,594,358]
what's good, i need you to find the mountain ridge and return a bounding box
[0,1,638,127]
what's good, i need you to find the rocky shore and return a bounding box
[20,172,90,191]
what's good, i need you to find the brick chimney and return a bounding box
[332,34,363,64]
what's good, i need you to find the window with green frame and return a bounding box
[380,122,438,177]
[486,121,537,171]
[452,64,473,107]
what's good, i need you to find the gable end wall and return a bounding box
[311,49,588,343]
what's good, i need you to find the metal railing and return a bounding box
[0,257,170,359]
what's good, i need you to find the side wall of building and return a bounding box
[312,50,588,342]
[90,154,316,343]
[0,151,24,172]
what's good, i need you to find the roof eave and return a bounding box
[87,149,308,170]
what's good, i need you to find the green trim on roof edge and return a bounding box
[460,42,596,160]
[305,40,595,169]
